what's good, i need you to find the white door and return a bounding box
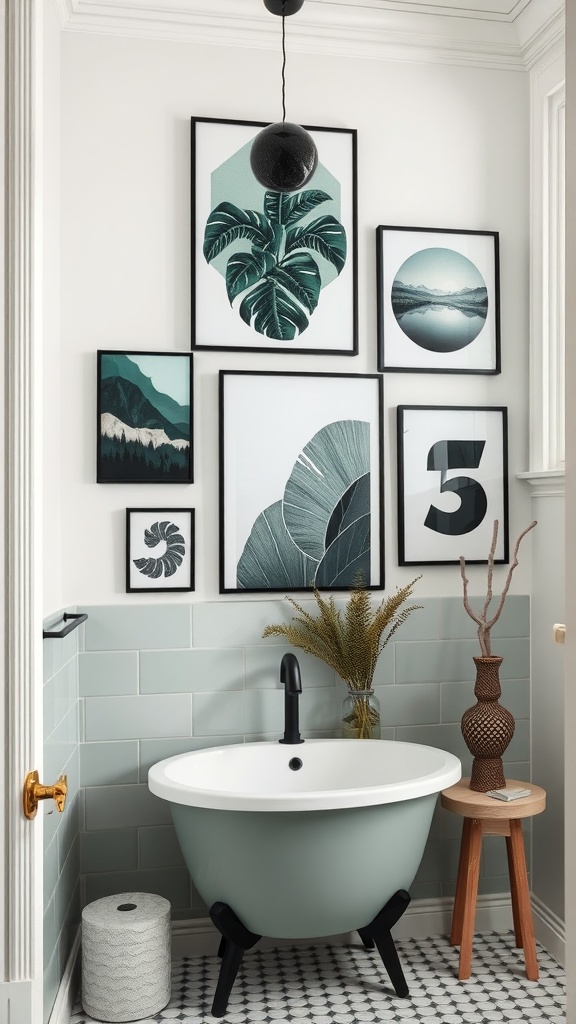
[0,1,45,1021]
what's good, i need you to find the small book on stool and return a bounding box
[486,786,531,801]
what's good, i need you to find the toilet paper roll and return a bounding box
[82,891,171,1023]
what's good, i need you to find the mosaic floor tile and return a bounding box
[70,931,565,1023]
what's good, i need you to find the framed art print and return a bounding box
[397,405,508,565]
[126,508,195,592]
[377,226,500,374]
[220,371,383,593]
[192,116,358,356]
[97,351,193,483]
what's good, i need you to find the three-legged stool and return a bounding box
[441,779,546,981]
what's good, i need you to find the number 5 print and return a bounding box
[397,405,508,566]
[424,439,487,536]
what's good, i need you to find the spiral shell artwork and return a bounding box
[133,520,185,579]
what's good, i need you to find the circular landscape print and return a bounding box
[391,247,488,353]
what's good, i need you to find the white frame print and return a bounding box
[377,225,500,374]
[220,371,384,593]
[397,406,508,566]
[192,116,358,356]
[126,508,195,592]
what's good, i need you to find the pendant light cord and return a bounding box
[281,2,287,123]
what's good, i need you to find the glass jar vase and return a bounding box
[341,689,381,740]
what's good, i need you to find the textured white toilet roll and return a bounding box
[81,891,171,1023]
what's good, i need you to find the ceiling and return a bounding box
[57,0,564,69]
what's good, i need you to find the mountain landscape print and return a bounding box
[98,352,193,483]
[391,246,488,353]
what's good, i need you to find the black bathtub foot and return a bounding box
[357,889,411,998]
[209,902,261,1017]
[357,927,375,950]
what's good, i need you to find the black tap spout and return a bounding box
[279,652,304,745]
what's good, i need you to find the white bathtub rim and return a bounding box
[148,738,462,812]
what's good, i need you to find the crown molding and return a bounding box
[55,0,541,71]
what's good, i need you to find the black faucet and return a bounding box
[279,652,304,745]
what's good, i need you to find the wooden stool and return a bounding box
[441,779,546,981]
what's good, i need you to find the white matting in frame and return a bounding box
[397,405,508,565]
[193,116,358,356]
[220,371,383,593]
[377,226,500,374]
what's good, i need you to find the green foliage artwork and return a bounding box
[203,188,347,341]
[237,419,370,590]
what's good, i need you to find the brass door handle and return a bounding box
[23,770,67,819]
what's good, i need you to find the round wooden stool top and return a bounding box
[441,779,546,820]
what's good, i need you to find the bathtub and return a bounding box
[148,738,461,939]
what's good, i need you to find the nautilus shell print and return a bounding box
[133,520,185,579]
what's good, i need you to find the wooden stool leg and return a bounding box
[506,820,539,981]
[456,818,483,980]
[505,826,523,948]
[451,818,473,946]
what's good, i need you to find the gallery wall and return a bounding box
[48,28,533,610]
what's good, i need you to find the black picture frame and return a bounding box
[377,225,500,374]
[397,405,508,566]
[192,116,358,356]
[219,370,384,593]
[126,508,195,593]
[97,351,193,484]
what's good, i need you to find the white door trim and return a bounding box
[1,0,44,1020]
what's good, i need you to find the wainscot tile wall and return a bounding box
[74,595,531,918]
[43,610,82,1024]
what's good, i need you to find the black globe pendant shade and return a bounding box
[251,0,318,193]
[250,121,318,192]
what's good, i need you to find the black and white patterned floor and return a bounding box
[70,932,565,1023]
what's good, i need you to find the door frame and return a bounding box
[1,0,44,1020]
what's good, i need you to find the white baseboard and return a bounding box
[47,931,81,1024]
[172,893,515,957]
[532,893,566,967]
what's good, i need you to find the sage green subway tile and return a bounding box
[44,836,59,909]
[370,643,395,686]
[83,604,191,652]
[440,595,529,641]
[242,688,286,737]
[395,637,529,685]
[80,651,138,696]
[300,686,343,734]
[408,881,442,901]
[193,600,297,648]
[477,874,509,896]
[84,867,192,910]
[386,597,441,642]
[482,834,530,879]
[193,691,245,736]
[58,787,81,872]
[43,675,56,741]
[413,837,461,884]
[80,829,138,873]
[242,686,339,736]
[502,719,530,763]
[140,648,244,694]
[440,677,530,724]
[84,783,172,831]
[139,735,242,781]
[244,647,335,689]
[44,902,57,972]
[53,838,80,934]
[374,683,440,727]
[43,640,54,683]
[85,694,192,741]
[502,760,530,783]
[44,949,60,1024]
[80,741,139,786]
[53,659,78,726]
[395,723,472,768]
[139,826,186,869]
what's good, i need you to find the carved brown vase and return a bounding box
[460,656,515,792]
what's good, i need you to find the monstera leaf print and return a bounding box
[133,520,185,579]
[237,420,370,590]
[203,189,347,341]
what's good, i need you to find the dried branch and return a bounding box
[460,519,537,657]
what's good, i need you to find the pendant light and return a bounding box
[250,0,318,193]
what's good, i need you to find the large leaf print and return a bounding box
[283,420,370,562]
[239,280,310,340]
[203,202,275,262]
[237,501,318,590]
[314,515,371,588]
[286,216,347,275]
[226,250,276,304]
[264,189,332,227]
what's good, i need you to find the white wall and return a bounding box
[55,32,532,609]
